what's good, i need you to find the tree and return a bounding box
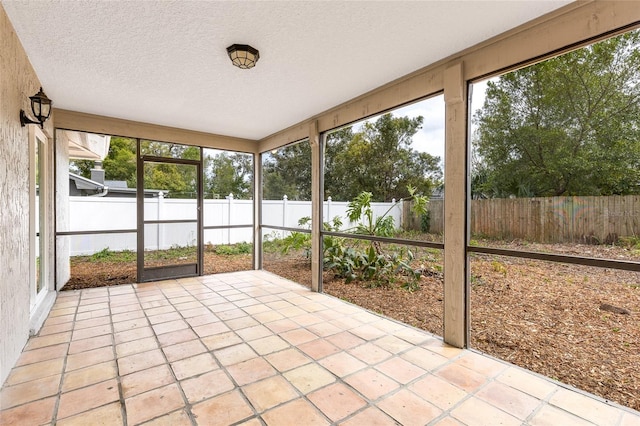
[473,30,640,198]
[204,152,253,199]
[262,142,312,200]
[325,114,442,201]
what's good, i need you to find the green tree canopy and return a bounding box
[325,113,442,202]
[204,152,253,199]
[473,30,640,198]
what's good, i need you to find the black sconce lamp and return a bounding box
[20,87,53,128]
[226,44,260,69]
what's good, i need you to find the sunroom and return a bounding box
[1,1,639,424]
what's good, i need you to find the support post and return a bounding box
[443,62,468,348]
[253,153,262,270]
[310,121,322,292]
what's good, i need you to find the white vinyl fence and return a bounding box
[67,195,403,255]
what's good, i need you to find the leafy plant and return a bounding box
[214,242,252,255]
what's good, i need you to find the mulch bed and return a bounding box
[67,245,639,411]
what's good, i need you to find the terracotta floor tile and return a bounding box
[409,375,468,410]
[121,364,176,399]
[73,316,112,330]
[145,306,177,318]
[57,378,120,420]
[283,363,336,394]
[291,313,324,327]
[76,309,111,321]
[143,409,192,426]
[55,402,123,426]
[116,336,159,358]
[125,383,185,425]
[476,381,541,420]
[497,367,557,400]
[298,339,340,360]
[226,357,276,386]
[393,327,435,345]
[431,416,466,426]
[400,347,449,372]
[65,346,114,372]
[25,332,72,351]
[435,363,487,393]
[114,326,155,345]
[450,396,521,426]
[147,312,181,325]
[162,339,207,362]
[178,306,212,319]
[378,389,442,426]
[71,324,112,341]
[528,404,594,426]
[326,331,365,350]
[214,343,258,366]
[235,324,272,342]
[454,351,507,377]
[118,349,166,376]
[338,407,399,426]
[261,398,330,426]
[39,321,75,336]
[0,374,61,409]
[242,376,299,412]
[185,313,220,327]
[319,352,366,378]
[0,396,56,425]
[621,412,640,426]
[375,357,426,384]
[77,302,109,313]
[247,335,290,356]
[374,335,414,354]
[548,388,622,426]
[156,328,198,347]
[306,322,343,338]
[171,353,219,380]
[264,318,300,334]
[112,318,149,333]
[192,321,231,338]
[280,328,319,346]
[180,369,235,404]
[43,314,75,326]
[191,390,254,425]
[61,360,117,392]
[422,340,463,359]
[348,343,393,365]
[16,343,68,367]
[265,348,312,372]
[345,368,400,401]
[252,310,286,323]
[5,358,65,386]
[201,331,243,351]
[152,319,189,335]
[308,382,367,422]
[110,303,143,315]
[68,334,113,355]
[226,316,260,330]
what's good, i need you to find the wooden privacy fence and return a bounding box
[406,196,640,244]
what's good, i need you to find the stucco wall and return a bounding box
[0,5,54,385]
[56,130,70,288]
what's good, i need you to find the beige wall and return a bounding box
[0,4,55,385]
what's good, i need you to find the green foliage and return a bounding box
[213,242,252,255]
[204,152,253,199]
[263,142,312,200]
[90,247,136,262]
[473,30,640,198]
[325,114,442,202]
[420,210,431,233]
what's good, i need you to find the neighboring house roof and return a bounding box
[69,173,166,197]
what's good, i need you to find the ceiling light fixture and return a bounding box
[20,87,53,128]
[226,44,260,69]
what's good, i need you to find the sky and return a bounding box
[352,79,490,166]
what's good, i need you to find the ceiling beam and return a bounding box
[54,109,258,154]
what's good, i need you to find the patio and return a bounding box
[1,271,638,425]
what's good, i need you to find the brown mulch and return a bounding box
[67,245,640,411]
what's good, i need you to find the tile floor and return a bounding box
[1,270,639,425]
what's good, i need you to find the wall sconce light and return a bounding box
[226,44,260,69]
[20,87,52,128]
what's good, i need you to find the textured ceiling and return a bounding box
[2,1,571,141]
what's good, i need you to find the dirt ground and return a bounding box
[67,243,640,411]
